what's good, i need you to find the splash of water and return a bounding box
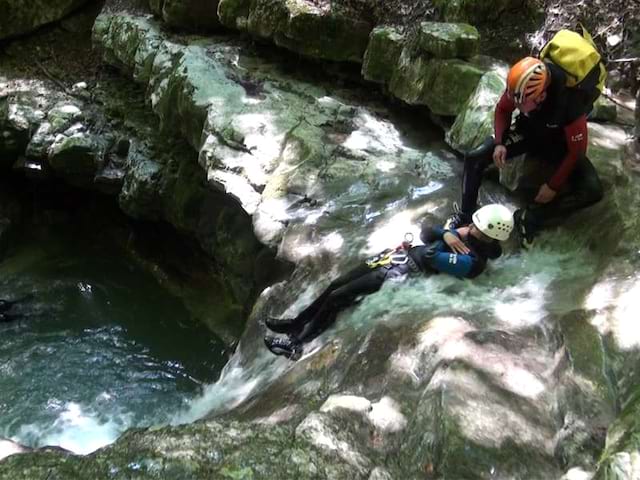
[9,402,132,455]
[171,347,291,424]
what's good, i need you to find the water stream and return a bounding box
[0,188,227,454]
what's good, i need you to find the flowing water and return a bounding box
[0,191,227,454]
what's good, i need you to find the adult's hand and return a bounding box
[534,183,557,204]
[493,145,507,168]
[443,231,470,255]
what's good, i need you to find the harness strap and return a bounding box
[365,249,394,269]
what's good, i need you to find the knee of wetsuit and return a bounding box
[326,288,355,309]
[578,159,604,206]
[464,136,495,163]
[585,176,604,205]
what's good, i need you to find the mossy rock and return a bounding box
[247,0,372,63]
[446,69,505,152]
[0,420,367,479]
[48,133,100,186]
[390,51,485,116]
[0,95,46,169]
[595,387,640,479]
[417,21,479,59]
[590,95,617,123]
[361,26,406,84]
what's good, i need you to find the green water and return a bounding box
[0,197,227,454]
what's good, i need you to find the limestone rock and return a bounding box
[361,26,406,85]
[0,420,366,479]
[390,49,485,116]
[417,21,479,59]
[246,0,372,63]
[48,132,100,185]
[0,0,91,40]
[590,95,617,123]
[0,93,46,169]
[92,14,164,83]
[446,69,506,152]
[118,150,164,220]
[595,391,640,479]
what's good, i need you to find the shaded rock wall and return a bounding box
[149,0,221,30]
[0,72,273,343]
[0,0,91,40]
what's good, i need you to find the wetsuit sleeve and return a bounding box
[426,251,485,279]
[494,91,516,145]
[420,225,447,244]
[548,115,588,191]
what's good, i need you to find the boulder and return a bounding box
[390,49,485,116]
[446,69,506,152]
[26,103,84,159]
[0,0,90,40]
[246,0,372,63]
[417,21,479,59]
[0,420,367,479]
[48,131,101,185]
[0,92,46,169]
[362,26,406,85]
[590,95,617,123]
[92,14,164,83]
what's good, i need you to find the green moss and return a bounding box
[418,22,480,59]
[220,466,255,479]
[361,26,406,84]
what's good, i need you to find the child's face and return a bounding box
[470,224,493,243]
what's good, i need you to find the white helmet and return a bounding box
[472,204,514,241]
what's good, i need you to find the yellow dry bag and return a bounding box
[539,25,607,98]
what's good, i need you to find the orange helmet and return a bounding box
[507,57,548,104]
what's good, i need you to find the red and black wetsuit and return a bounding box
[459,62,603,232]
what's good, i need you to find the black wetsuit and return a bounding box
[460,62,603,233]
[279,226,501,344]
